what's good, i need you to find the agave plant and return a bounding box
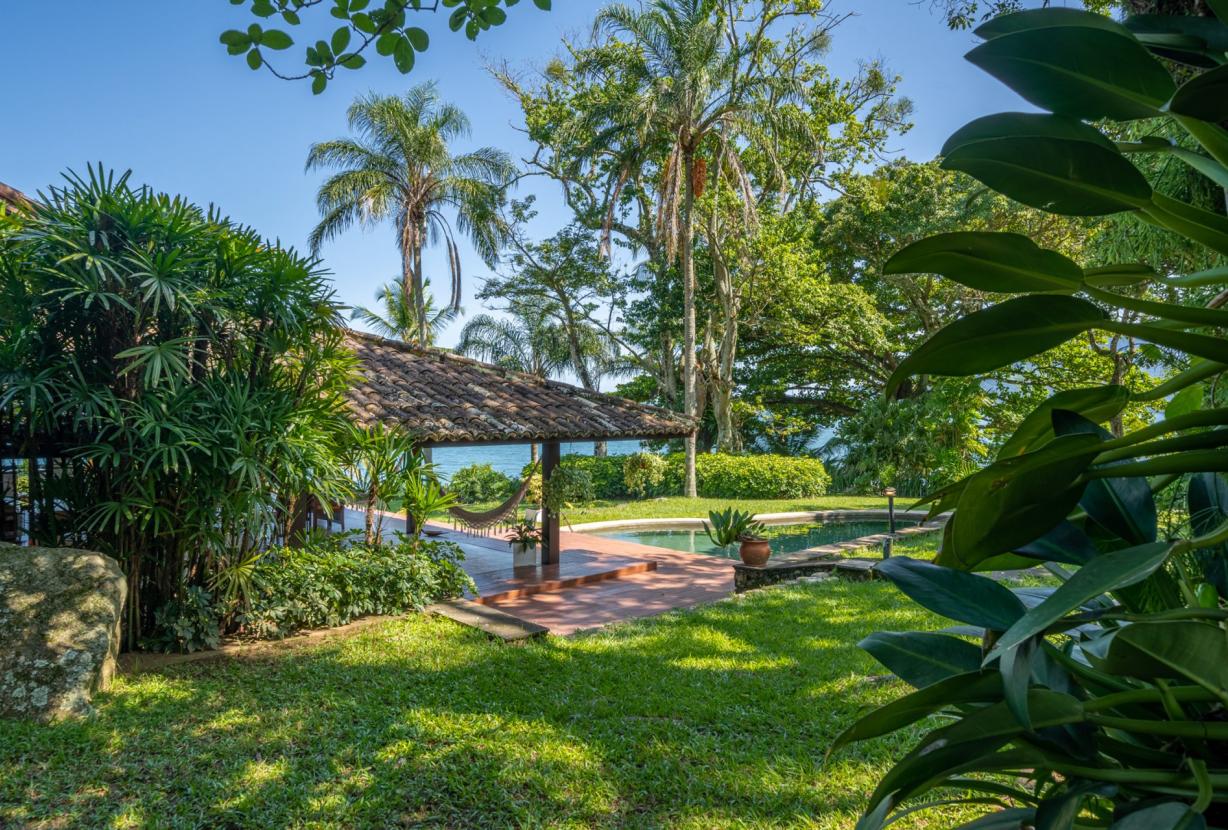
[837,7,1228,828]
[703,507,765,549]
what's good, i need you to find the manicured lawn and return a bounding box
[1,579,973,829]
[438,494,901,525]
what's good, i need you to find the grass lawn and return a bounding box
[436,494,900,526]
[0,579,975,829]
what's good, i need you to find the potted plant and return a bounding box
[704,507,770,566]
[508,519,542,567]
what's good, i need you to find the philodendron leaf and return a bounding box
[987,541,1173,661]
[1126,14,1228,69]
[859,631,983,689]
[1014,520,1098,566]
[883,231,1083,293]
[1109,802,1206,830]
[998,385,1129,458]
[1171,61,1228,128]
[938,433,1102,570]
[1187,473,1228,596]
[1104,620,1228,690]
[876,557,1027,630]
[1054,410,1157,546]
[886,295,1108,398]
[829,670,1002,755]
[941,113,1152,216]
[967,11,1174,121]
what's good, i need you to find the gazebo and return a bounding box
[343,330,695,563]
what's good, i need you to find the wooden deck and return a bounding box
[347,508,735,636]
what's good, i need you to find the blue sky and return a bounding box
[2,1,1028,356]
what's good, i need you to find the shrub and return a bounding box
[623,452,668,498]
[146,586,221,654]
[695,453,830,499]
[541,464,595,512]
[557,452,831,500]
[243,531,474,639]
[447,463,514,504]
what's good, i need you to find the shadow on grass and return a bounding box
[0,579,951,829]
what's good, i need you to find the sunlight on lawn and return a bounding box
[0,578,975,829]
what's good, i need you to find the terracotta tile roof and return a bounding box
[344,329,695,446]
[0,182,31,212]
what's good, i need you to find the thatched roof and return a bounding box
[344,330,694,446]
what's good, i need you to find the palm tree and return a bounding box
[306,83,515,346]
[457,302,574,463]
[579,0,744,497]
[351,279,460,346]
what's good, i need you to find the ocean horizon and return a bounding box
[431,439,644,482]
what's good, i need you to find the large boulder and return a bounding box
[0,542,126,721]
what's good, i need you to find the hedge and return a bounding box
[556,452,830,500]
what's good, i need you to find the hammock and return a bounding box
[448,463,538,535]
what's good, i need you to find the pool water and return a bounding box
[591,520,903,559]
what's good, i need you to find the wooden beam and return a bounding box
[541,440,561,565]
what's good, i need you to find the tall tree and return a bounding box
[306,83,514,346]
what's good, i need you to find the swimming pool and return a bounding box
[588,520,907,559]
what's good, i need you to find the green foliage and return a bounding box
[447,463,513,504]
[847,8,1228,826]
[146,587,221,654]
[0,166,353,648]
[622,452,667,498]
[244,531,473,639]
[220,0,551,93]
[402,474,456,534]
[507,519,541,547]
[541,464,595,513]
[557,452,831,500]
[702,507,765,549]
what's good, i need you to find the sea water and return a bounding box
[431,439,644,483]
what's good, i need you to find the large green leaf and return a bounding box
[986,542,1174,661]
[1170,63,1228,125]
[1110,803,1206,830]
[1104,620,1228,691]
[998,385,1129,458]
[1126,13,1228,68]
[977,7,1128,39]
[1014,520,1098,566]
[886,296,1108,398]
[883,231,1083,293]
[829,670,1002,754]
[967,14,1174,121]
[859,631,983,689]
[876,556,1026,630]
[938,433,1102,570]
[1053,410,1157,546]
[941,113,1152,216]
[1142,192,1228,256]
[1082,262,1155,288]
[1187,473,1228,596]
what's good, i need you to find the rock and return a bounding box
[0,542,126,721]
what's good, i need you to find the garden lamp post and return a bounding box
[883,487,896,559]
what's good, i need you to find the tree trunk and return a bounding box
[708,204,741,453]
[681,147,698,498]
[530,443,539,464]
[594,441,608,457]
[413,240,427,347]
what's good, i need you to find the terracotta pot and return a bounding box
[739,537,771,567]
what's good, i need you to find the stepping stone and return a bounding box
[832,558,880,580]
[429,599,548,642]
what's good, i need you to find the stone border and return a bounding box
[731,518,947,593]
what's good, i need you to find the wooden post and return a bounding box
[541,440,561,565]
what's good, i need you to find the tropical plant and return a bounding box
[541,465,595,515]
[351,278,460,346]
[343,423,425,544]
[703,507,764,549]
[401,473,456,534]
[306,84,515,345]
[507,519,541,548]
[839,7,1228,827]
[0,166,354,648]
